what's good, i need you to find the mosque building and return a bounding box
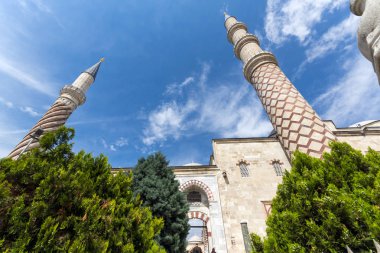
[7,9,380,253]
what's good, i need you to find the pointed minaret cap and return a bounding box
[84,58,104,80]
[224,12,231,21]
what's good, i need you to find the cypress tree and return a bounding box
[133,152,189,253]
[0,127,165,252]
[264,142,380,252]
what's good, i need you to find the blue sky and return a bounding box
[0,0,379,167]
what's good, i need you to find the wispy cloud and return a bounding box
[142,63,271,146]
[165,76,194,95]
[20,106,40,117]
[17,0,52,14]
[305,15,358,63]
[313,53,380,126]
[0,97,14,108]
[69,116,131,126]
[265,0,346,45]
[100,137,129,152]
[0,56,56,97]
[292,14,359,79]
[101,139,109,149]
[1,96,43,117]
[115,137,128,147]
[16,0,64,29]
[0,123,29,158]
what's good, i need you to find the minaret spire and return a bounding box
[8,59,103,159]
[84,57,104,80]
[224,12,231,21]
[224,15,336,158]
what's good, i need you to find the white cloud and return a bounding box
[17,0,52,14]
[20,106,39,117]
[313,54,380,126]
[305,15,359,63]
[142,64,271,146]
[101,137,129,152]
[265,0,346,44]
[165,76,194,95]
[101,139,108,149]
[31,0,53,14]
[0,121,28,158]
[0,97,14,108]
[115,137,128,147]
[0,56,56,97]
[142,100,197,145]
[15,0,64,29]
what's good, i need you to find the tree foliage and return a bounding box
[0,127,164,252]
[133,153,189,253]
[264,142,380,252]
[250,233,264,253]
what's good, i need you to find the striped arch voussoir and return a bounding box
[179,180,214,201]
[188,211,210,224]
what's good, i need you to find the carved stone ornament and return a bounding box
[350,0,380,84]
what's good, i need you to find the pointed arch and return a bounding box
[188,211,210,224]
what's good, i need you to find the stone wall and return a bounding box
[212,138,289,253]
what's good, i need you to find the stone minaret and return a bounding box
[224,13,335,158]
[8,59,104,159]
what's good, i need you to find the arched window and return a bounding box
[272,160,283,176]
[239,162,250,177]
[187,191,202,203]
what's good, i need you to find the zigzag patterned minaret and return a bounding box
[8,59,103,159]
[224,13,335,158]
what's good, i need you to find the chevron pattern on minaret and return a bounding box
[224,14,336,158]
[8,102,74,159]
[8,59,103,159]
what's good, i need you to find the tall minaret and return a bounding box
[224,13,335,158]
[8,59,104,159]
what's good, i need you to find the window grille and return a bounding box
[187,191,202,203]
[272,161,283,176]
[239,163,250,177]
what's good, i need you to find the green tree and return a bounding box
[132,153,189,253]
[264,142,380,253]
[250,233,264,253]
[0,127,164,253]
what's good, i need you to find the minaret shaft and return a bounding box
[225,16,335,158]
[8,101,74,158]
[8,60,102,159]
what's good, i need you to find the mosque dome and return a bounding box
[349,120,377,128]
[188,235,203,243]
[183,162,202,166]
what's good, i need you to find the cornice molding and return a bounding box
[243,51,278,81]
[227,22,247,43]
[234,33,260,59]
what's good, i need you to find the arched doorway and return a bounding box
[180,180,213,253]
[187,218,207,252]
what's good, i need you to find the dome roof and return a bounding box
[183,162,202,166]
[349,120,377,128]
[188,235,202,242]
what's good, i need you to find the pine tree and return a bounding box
[0,127,165,253]
[133,153,189,253]
[264,142,380,252]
